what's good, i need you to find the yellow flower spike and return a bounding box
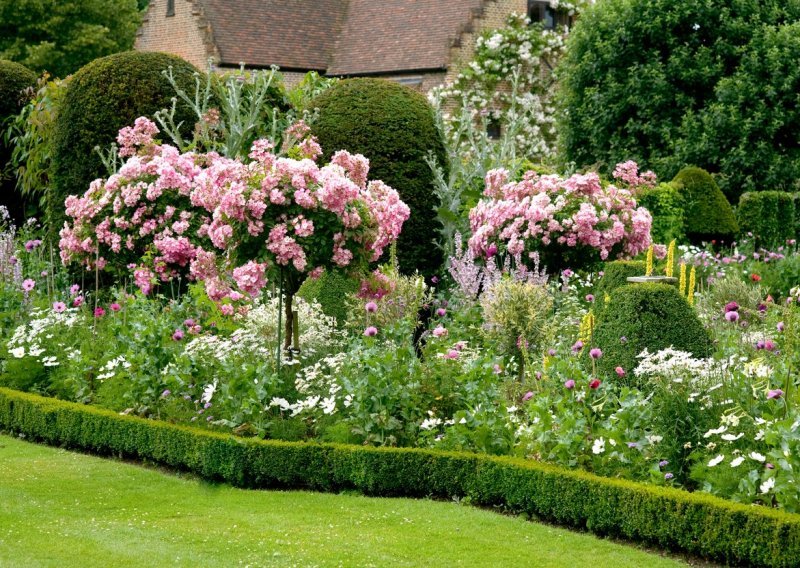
[665,240,675,277]
[578,310,595,344]
[603,292,610,305]
[679,262,686,296]
[688,265,696,306]
[645,244,654,277]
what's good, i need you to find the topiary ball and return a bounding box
[0,60,37,222]
[672,167,738,244]
[593,283,712,383]
[310,78,446,277]
[51,51,200,234]
[297,270,359,326]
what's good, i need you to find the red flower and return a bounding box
[589,379,602,389]
[751,274,762,282]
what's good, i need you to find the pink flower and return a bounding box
[436,308,446,317]
[767,389,784,400]
[94,307,106,318]
[615,366,625,377]
[364,326,378,337]
[571,341,583,353]
[777,321,785,332]
[725,311,739,323]
[589,348,602,359]
[585,294,594,302]
[589,378,602,389]
[365,301,378,313]
[21,279,35,292]
[172,329,184,341]
[69,284,80,296]
[73,296,84,307]
[564,379,576,389]
[52,302,67,313]
[444,349,460,360]
[724,301,739,312]
[432,325,448,338]
[109,303,121,312]
[184,318,196,327]
[522,391,534,402]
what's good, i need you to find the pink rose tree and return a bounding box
[468,164,653,271]
[60,118,410,349]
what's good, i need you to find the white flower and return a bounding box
[703,426,727,438]
[592,437,606,455]
[201,380,218,404]
[708,454,725,467]
[750,452,766,462]
[459,417,467,424]
[730,456,745,468]
[343,394,353,408]
[420,417,443,430]
[646,435,663,444]
[270,397,291,411]
[721,433,743,442]
[320,396,336,415]
[10,347,25,358]
[760,477,776,494]
[506,406,517,413]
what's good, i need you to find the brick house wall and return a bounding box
[136,0,215,71]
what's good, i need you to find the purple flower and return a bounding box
[725,311,739,323]
[431,276,440,284]
[571,341,584,353]
[184,318,196,327]
[365,301,378,313]
[161,389,171,398]
[664,473,674,480]
[585,294,595,302]
[767,389,784,400]
[756,340,766,350]
[436,308,446,317]
[364,326,378,337]
[758,303,767,313]
[562,269,574,278]
[52,301,66,313]
[658,460,669,468]
[486,243,498,257]
[172,329,184,341]
[522,391,534,402]
[564,379,576,390]
[766,463,775,469]
[21,279,35,292]
[777,321,785,332]
[94,307,106,318]
[589,348,603,359]
[627,442,638,449]
[724,301,739,313]
[765,340,776,352]
[548,348,557,357]
[620,336,628,344]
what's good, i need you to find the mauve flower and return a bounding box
[664,473,674,480]
[40,271,47,277]
[184,318,196,327]
[161,389,171,398]
[364,326,378,337]
[522,391,534,402]
[758,303,767,313]
[94,307,106,317]
[659,460,669,468]
[765,340,776,352]
[585,294,594,302]
[589,378,602,389]
[767,389,784,400]
[431,276,439,284]
[620,336,628,344]
[486,243,498,257]
[21,279,35,292]
[436,308,446,317]
[493,364,502,374]
[69,284,80,296]
[766,463,775,469]
[756,340,766,350]
[219,304,234,316]
[627,442,638,448]
[548,348,557,357]
[365,301,378,313]
[571,341,584,353]
[172,329,184,341]
[777,321,785,332]
[432,325,448,338]
[444,349,460,360]
[725,311,739,323]
[109,303,121,312]
[589,348,602,359]
[52,302,67,313]
[564,379,576,389]
[562,269,574,278]
[615,366,625,377]
[724,301,739,313]
[73,296,84,307]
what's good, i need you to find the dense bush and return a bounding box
[51,51,199,234]
[636,183,685,244]
[737,192,796,247]
[593,283,712,380]
[672,167,738,244]
[558,0,800,199]
[297,270,359,326]
[594,260,646,301]
[310,78,446,277]
[0,59,37,222]
[2,387,799,568]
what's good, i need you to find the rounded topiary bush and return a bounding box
[51,51,199,233]
[737,191,796,247]
[672,167,737,244]
[593,283,712,382]
[595,260,646,301]
[297,270,359,326]
[0,60,37,222]
[310,78,446,277]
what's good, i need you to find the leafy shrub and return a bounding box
[637,183,685,244]
[1,387,799,568]
[672,167,737,244]
[558,0,800,198]
[310,78,446,277]
[737,192,796,247]
[593,283,712,380]
[594,260,646,300]
[50,51,199,234]
[0,59,37,222]
[758,255,800,298]
[297,270,359,326]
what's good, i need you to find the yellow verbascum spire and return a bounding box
[679,262,687,296]
[688,265,696,306]
[645,244,654,276]
[579,310,595,344]
[665,240,675,277]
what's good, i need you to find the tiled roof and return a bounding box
[198,0,484,74]
[329,0,484,75]
[199,0,348,70]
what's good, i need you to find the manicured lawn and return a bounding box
[0,435,688,567]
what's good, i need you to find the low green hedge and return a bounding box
[737,191,797,247]
[1,387,799,567]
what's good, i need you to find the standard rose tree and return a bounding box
[60,118,410,348]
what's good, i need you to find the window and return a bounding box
[394,76,423,88]
[166,0,175,17]
[527,1,556,30]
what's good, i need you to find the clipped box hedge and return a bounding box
[1,387,799,567]
[737,191,797,246]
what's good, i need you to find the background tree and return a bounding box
[0,0,141,78]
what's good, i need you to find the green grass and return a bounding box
[0,435,688,567]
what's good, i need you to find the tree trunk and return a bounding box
[283,291,294,352]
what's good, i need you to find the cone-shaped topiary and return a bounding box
[310,78,446,277]
[0,60,37,222]
[593,283,712,383]
[50,51,200,235]
[672,167,737,244]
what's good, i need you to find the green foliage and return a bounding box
[637,183,685,244]
[593,283,712,380]
[481,279,553,360]
[310,78,446,277]
[594,261,646,301]
[286,71,337,112]
[297,270,358,326]
[758,255,800,298]
[558,0,800,198]
[50,51,199,234]
[1,387,799,568]
[672,167,738,243]
[737,192,796,247]
[0,59,37,221]
[0,0,141,79]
